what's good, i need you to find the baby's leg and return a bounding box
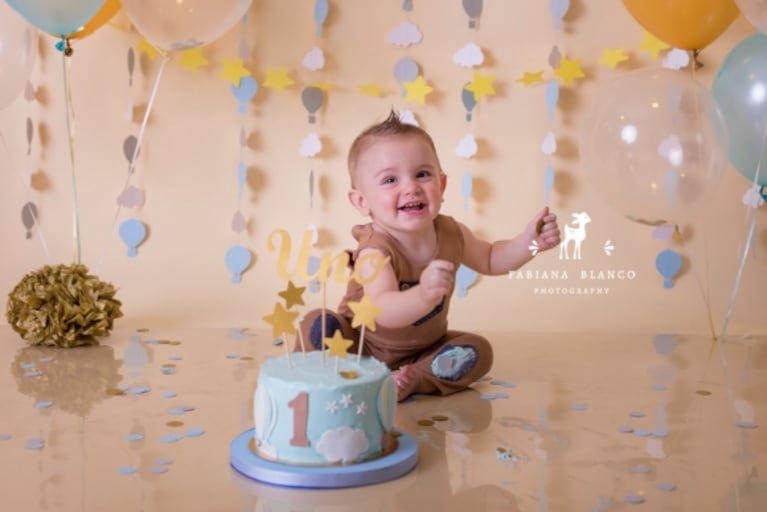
[397,331,493,400]
[294,308,356,352]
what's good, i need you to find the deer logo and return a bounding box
[559,212,591,260]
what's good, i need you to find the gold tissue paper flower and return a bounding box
[6,264,123,347]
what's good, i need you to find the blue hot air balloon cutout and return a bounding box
[307,255,322,293]
[549,0,570,30]
[394,57,419,95]
[119,218,146,257]
[455,264,478,298]
[462,0,483,28]
[226,245,252,284]
[301,86,324,123]
[655,249,682,288]
[545,81,559,121]
[402,0,413,11]
[314,0,328,36]
[462,85,477,122]
[461,171,473,212]
[544,165,554,205]
[231,76,258,114]
[237,160,247,200]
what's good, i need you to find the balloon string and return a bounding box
[0,130,51,261]
[96,51,170,274]
[62,47,81,265]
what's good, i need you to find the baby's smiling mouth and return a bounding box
[399,201,426,211]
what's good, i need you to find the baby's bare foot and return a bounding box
[392,365,414,402]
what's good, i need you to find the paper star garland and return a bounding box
[359,83,385,97]
[347,294,382,331]
[278,280,306,309]
[403,75,434,105]
[137,39,159,60]
[221,58,251,86]
[599,48,629,69]
[263,68,295,93]
[179,48,208,73]
[464,72,496,101]
[324,330,353,358]
[262,302,299,338]
[516,71,544,86]
[553,57,585,85]
[639,31,670,58]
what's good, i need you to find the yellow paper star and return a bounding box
[179,48,208,73]
[599,48,629,69]
[278,280,306,309]
[311,82,334,91]
[347,294,382,332]
[639,30,670,59]
[262,302,299,338]
[464,72,496,101]
[220,58,251,86]
[516,71,544,86]
[324,330,353,358]
[403,75,434,105]
[359,83,385,97]
[553,56,585,85]
[137,39,158,60]
[263,68,295,93]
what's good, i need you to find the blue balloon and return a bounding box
[6,0,105,38]
[712,32,767,186]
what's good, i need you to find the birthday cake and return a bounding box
[253,351,397,466]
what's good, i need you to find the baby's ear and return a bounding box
[348,189,370,217]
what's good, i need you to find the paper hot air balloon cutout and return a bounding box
[301,86,324,124]
[314,0,328,37]
[550,0,570,30]
[462,85,477,121]
[394,57,419,96]
[655,249,682,289]
[455,264,478,298]
[462,0,483,28]
[232,76,258,114]
[226,245,252,283]
[119,218,147,257]
[545,81,559,121]
[21,202,38,239]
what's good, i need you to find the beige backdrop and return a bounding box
[0,1,764,336]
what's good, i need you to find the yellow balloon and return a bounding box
[70,0,121,40]
[622,0,740,50]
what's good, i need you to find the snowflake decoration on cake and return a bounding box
[356,402,367,415]
[326,400,338,414]
[340,393,353,408]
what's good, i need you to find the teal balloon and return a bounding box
[712,32,767,186]
[6,0,105,38]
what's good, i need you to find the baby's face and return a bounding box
[349,134,445,235]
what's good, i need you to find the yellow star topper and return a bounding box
[553,56,585,86]
[359,83,385,97]
[464,72,496,101]
[639,30,670,59]
[599,48,629,69]
[221,58,251,86]
[516,71,544,87]
[347,294,382,332]
[324,330,353,358]
[179,48,208,73]
[263,68,295,93]
[403,75,434,105]
[278,281,306,309]
[262,302,299,338]
[137,39,159,60]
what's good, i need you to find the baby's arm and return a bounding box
[355,248,454,328]
[459,207,561,275]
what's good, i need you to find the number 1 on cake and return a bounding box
[347,294,382,363]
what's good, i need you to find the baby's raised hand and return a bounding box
[418,260,454,305]
[531,206,561,251]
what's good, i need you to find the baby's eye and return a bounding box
[416,169,432,179]
[380,176,396,185]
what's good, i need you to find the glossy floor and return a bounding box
[0,327,764,511]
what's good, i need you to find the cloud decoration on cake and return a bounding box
[316,426,370,463]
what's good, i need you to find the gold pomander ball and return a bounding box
[6,264,123,347]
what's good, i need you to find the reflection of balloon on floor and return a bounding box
[579,68,728,227]
[21,202,38,239]
[461,85,476,122]
[301,86,324,124]
[226,245,252,283]
[119,218,147,257]
[655,249,682,289]
[712,32,767,187]
[394,57,419,96]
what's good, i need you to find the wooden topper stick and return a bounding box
[321,281,327,367]
[282,334,292,367]
[356,325,366,364]
[297,323,307,360]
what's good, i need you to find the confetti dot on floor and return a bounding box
[571,403,588,411]
[225,353,240,359]
[168,407,186,416]
[179,405,196,412]
[155,457,173,466]
[161,391,177,399]
[617,425,634,433]
[624,494,645,504]
[160,434,183,443]
[118,466,138,475]
[656,482,676,492]
[38,357,53,363]
[633,429,652,437]
[652,430,669,437]
[416,419,434,427]
[35,401,53,409]
[480,392,509,400]
[166,420,184,428]
[127,433,144,442]
[0,433,12,441]
[168,355,183,361]
[129,386,151,395]
[736,421,758,429]
[149,466,169,474]
[631,464,650,474]
[23,370,42,378]
[651,384,667,391]
[186,428,205,437]
[695,390,712,396]
[629,411,646,418]
[490,380,516,388]
[20,363,35,369]
[25,438,44,450]
[161,367,176,375]
[431,415,448,422]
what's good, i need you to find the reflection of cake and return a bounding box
[253,351,396,466]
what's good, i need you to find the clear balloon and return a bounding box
[6,0,105,38]
[735,0,767,35]
[123,0,253,51]
[580,68,729,226]
[0,3,38,109]
[712,32,767,186]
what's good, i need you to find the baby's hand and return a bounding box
[419,260,454,305]
[531,207,561,251]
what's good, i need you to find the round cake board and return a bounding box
[230,429,418,489]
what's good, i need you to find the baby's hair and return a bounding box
[347,109,440,186]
